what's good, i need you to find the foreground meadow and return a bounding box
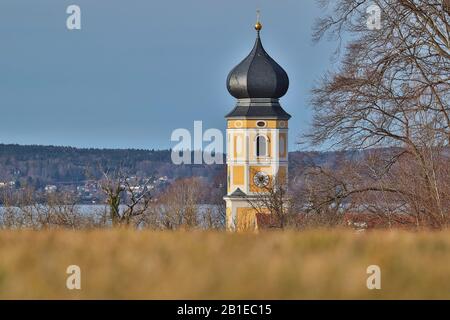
[0,229,449,299]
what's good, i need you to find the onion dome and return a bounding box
[225,20,291,120]
[226,22,289,100]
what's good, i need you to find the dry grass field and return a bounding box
[0,229,449,299]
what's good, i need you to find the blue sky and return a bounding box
[0,0,340,150]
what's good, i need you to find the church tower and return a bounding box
[224,17,291,231]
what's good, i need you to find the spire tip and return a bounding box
[255,9,262,31]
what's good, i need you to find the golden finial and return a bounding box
[255,9,262,31]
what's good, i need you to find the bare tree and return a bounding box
[0,187,105,229]
[245,175,295,229]
[303,0,450,228]
[293,162,350,228]
[153,177,202,230]
[100,169,152,227]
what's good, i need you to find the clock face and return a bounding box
[253,171,269,188]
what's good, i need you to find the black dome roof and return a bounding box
[227,30,289,100]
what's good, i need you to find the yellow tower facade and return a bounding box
[224,22,291,231]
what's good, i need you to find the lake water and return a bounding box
[0,204,221,220]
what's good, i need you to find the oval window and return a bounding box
[257,121,266,128]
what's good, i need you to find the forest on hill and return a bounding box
[0,143,343,190]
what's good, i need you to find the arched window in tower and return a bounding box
[256,135,267,157]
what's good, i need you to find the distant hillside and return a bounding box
[0,144,222,189]
[0,143,348,190]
